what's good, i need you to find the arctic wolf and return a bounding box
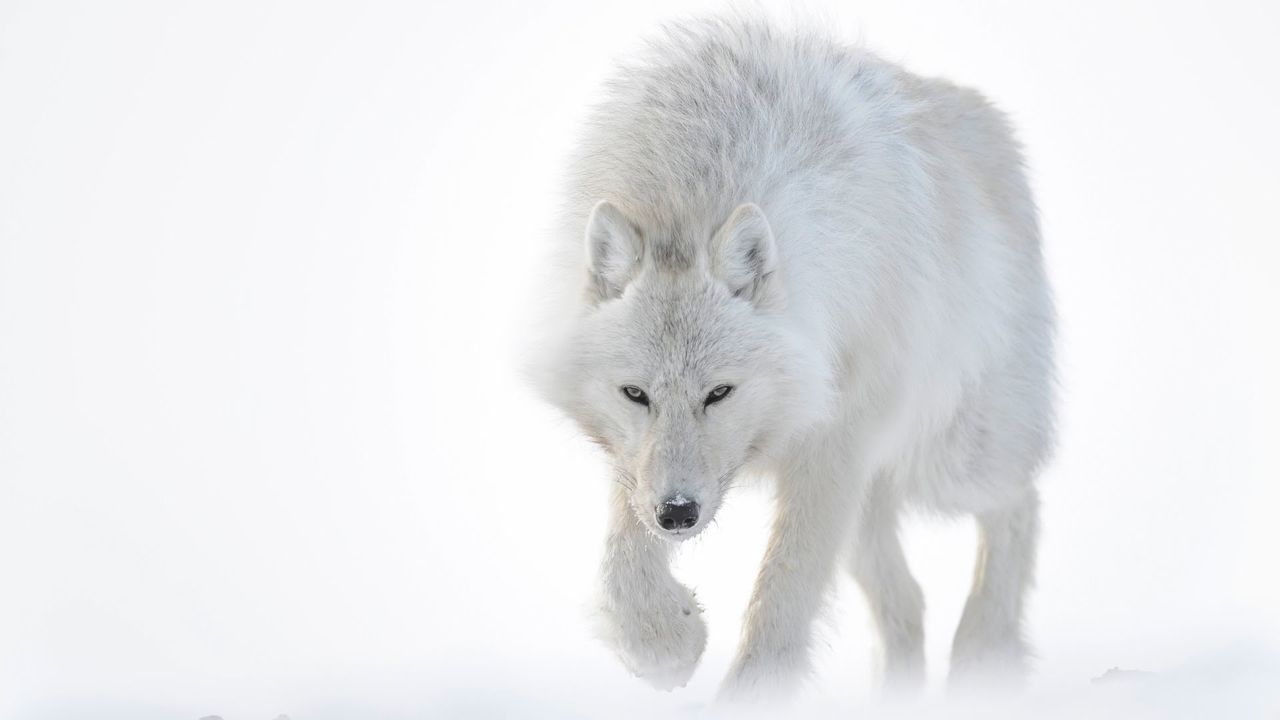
[531,18,1055,701]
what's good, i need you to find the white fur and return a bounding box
[529,17,1055,702]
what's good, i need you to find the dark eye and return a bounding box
[704,384,733,407]
[621,385,649,406]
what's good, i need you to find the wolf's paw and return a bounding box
[949,618,1030,689]
[949,641,1030,690]
[716,654,799,706]
[597,580,707,690]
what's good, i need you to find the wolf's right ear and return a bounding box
[584,200,642,303]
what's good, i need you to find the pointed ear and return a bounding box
[711,203,778,304]
[584,200,642,303]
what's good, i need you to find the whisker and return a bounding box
[609,465,639,491]
[717,464,744,491]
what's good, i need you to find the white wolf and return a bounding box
[530,18,1055,701]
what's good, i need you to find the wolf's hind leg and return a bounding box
[848,476,925,691]
[949,488,1039,686]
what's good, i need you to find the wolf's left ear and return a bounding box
[585,200,642,303]
[711,203,778,305]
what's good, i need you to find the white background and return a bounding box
[2,1,1277,718]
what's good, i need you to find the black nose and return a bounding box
[656,498,700,531]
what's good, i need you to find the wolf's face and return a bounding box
[553,201,829,541]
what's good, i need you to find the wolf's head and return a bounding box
[538,200,831,541]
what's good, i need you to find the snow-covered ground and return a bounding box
[1,1,1277,718]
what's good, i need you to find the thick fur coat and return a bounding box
[530,17,1056,701]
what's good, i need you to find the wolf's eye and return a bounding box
[704,384,734,407]
[621,385,649,406]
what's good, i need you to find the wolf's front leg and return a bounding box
[597,483,706,690]
[719,442,867,702]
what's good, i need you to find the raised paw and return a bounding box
[596,579,707,690]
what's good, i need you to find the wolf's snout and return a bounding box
[656,497,700,531]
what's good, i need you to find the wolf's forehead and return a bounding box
[635,289,738,372]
